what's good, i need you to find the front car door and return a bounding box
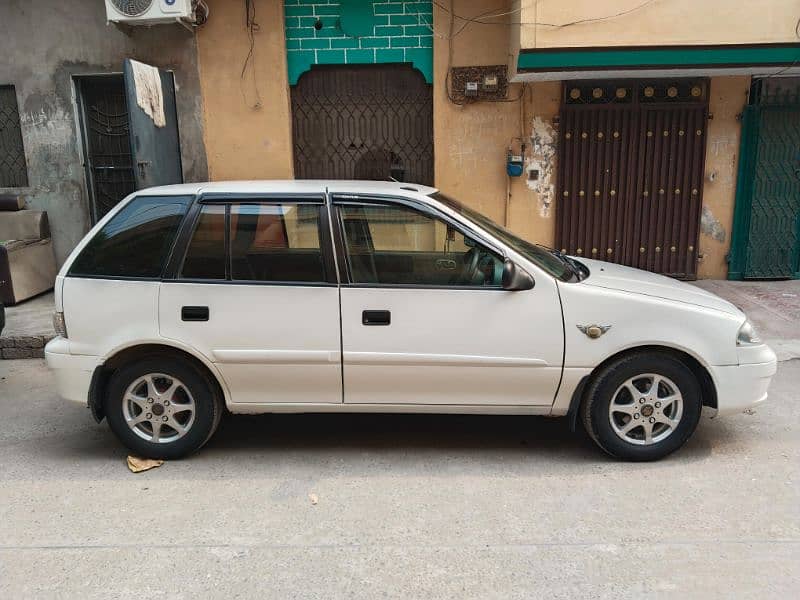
[159,194,342,405]
[332,192,564,406]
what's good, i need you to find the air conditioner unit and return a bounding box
[105,0,194,26]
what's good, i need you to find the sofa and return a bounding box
[0,195,58,305]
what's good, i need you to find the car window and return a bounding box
[338,203,503,286]
[230,203,326,283]
[181,205,226,279]
[69,195,191,278]
[430,192,575,281]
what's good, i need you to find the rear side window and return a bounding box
[69,195,191,278]
[180,205,226,279]
[230,203,325,283]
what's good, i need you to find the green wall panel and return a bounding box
[284,1,434,84]
[517,44,800,72]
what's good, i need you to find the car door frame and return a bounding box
[328,191,566,409]
[163,192,339,285]
[328,192,509,288]
[158,191,345,406]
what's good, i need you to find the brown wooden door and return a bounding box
[556,81,708,279]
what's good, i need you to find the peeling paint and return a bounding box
[527,116,557,218]
[0,2,208,265]
[701,205,727,242]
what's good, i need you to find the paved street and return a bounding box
[0,282,798,598]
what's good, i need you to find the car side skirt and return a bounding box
[226,403,558,416]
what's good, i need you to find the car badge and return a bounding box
[577,324,612,339]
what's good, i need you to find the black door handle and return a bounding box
[362,310,391,326]
[182,306,209,321]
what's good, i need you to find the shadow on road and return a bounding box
[193,410,721,465]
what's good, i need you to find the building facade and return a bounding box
[1,0,798,279]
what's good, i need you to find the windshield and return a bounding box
[431,192,576,281]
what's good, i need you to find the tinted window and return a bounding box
[339,203,503,286]
[69,195,191,278]
[431,192,574,281]
[180,205,226,279]
[230,203,326,283]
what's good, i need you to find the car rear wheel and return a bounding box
[105,357,222,460]
[581,352,702,461]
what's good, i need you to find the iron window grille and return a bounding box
[0,85,29,188]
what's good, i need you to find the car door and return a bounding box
[159,195,342,404]
[333,194,564,406]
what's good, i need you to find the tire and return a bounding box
[580,352,702,461]
[105,356,223,460]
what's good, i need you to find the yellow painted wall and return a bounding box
[521,0,799,48]
[193,0,748,278]
[433,1,556,246]
[196,0,294,180]
[697,76,750,279]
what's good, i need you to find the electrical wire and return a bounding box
[761,16,800,79]
[441,0,528,105]
[431,0,662,29]
[420,4,519,39]
[240,0,262,109]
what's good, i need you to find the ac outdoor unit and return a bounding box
[105,0,194,26]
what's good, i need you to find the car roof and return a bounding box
[136,180,439,197]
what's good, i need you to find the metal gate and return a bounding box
[75,75,135,222]
[291,64,434,185]
[729,79,800,280]
[556,80,709,279]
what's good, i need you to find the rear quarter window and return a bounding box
[69,195,191,278]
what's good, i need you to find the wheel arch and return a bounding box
[566,344,717,431]
[88,342,229,423]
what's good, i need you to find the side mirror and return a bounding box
[502,259,535,291]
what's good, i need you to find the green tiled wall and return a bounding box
[284,1,434,84]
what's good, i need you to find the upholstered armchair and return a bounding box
[0,195,58,305]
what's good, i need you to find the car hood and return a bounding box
[575,258,742,315]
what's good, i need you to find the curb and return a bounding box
[0,335,54,359]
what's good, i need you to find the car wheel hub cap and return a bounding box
[608,373,683,446]
[122,373,196,444]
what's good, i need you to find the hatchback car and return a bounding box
[45,181,777,461]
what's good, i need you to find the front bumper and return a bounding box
[44,337,100,406]
[709,345,778,416]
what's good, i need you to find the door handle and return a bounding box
[182,306,209,322]
[362,310,391,326]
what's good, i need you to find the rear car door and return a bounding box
[332,194,564,406]
[159,194,342,405]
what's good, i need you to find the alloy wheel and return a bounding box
[608,373,684,445]
[121,373,196,444]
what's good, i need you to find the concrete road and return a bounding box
[1,354,798,599]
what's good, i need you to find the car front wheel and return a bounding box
[105,357,222,460]
[581,352,703,461]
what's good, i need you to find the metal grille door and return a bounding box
[731,80,800,279]
[556,81,708,279]
[291,65,434,185]
[77,76,135,221]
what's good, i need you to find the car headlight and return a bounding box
[736,319,761,346]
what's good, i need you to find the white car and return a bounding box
[45,181,777,461]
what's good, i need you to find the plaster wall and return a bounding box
[196,0,295,181]
[0,0,208,264]
[697,76,750,279]
[521,0,799,49]
[433,1,556,246]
